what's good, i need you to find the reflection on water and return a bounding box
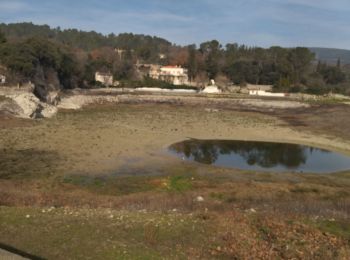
[169,139,350,173]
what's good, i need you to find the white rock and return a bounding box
[202,85,221,94]
[40,103,58,118]
[1,92,58,118]
[195,196,205,202]
[46,91,60,105]
[6,93,40,118]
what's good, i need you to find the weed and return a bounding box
[144,224,160,246]
[168,175,192,192]
[209,192,237,203]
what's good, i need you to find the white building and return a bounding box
[0,74,6,84]
[158,66,189,85]
[95,72,113,86]
[136,64,189,86]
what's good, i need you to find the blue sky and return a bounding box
[1,0,350,49]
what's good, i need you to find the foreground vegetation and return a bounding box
[1,167,350,259]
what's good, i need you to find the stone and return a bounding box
[195,196,205,202]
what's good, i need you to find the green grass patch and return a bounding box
[314,220,350,240]
[209,192,237,203]
[0,206,211,259]
[167,175,192,192]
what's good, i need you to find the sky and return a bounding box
[1,0,350,49]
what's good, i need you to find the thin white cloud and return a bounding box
[270,0,350,11]
[0,0,29,12]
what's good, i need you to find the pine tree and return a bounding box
[187,45,197,82]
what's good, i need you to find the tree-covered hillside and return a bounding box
[0,22,349,96]
[0,22,171,54]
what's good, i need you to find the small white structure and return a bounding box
[159,53,166,59]
[202,80,221,94]
[0,74,6,84]
[95,72,113,86]
[249,90,285,97]
[115,48,128,59]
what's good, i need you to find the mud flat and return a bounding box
[2,101,349,176]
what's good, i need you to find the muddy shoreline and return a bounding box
[1,101,350,177]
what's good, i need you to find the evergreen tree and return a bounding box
[337,58,341,68]
[187,44,197,82]
[200,40,221,79]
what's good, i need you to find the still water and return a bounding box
[169,139,350,173]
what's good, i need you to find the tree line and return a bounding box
[0,23,349,95]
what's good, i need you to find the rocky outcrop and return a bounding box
[0,92,57,119]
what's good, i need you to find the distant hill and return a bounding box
[0,22,171,52]
[309,47,350,65]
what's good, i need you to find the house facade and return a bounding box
[95,72,113,86]
[0,74,6,84]
[159,66,189,85]
[136,64,189,86]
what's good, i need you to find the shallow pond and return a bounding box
[169,139,350,173]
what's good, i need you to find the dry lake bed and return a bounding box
[0,99,350,259]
